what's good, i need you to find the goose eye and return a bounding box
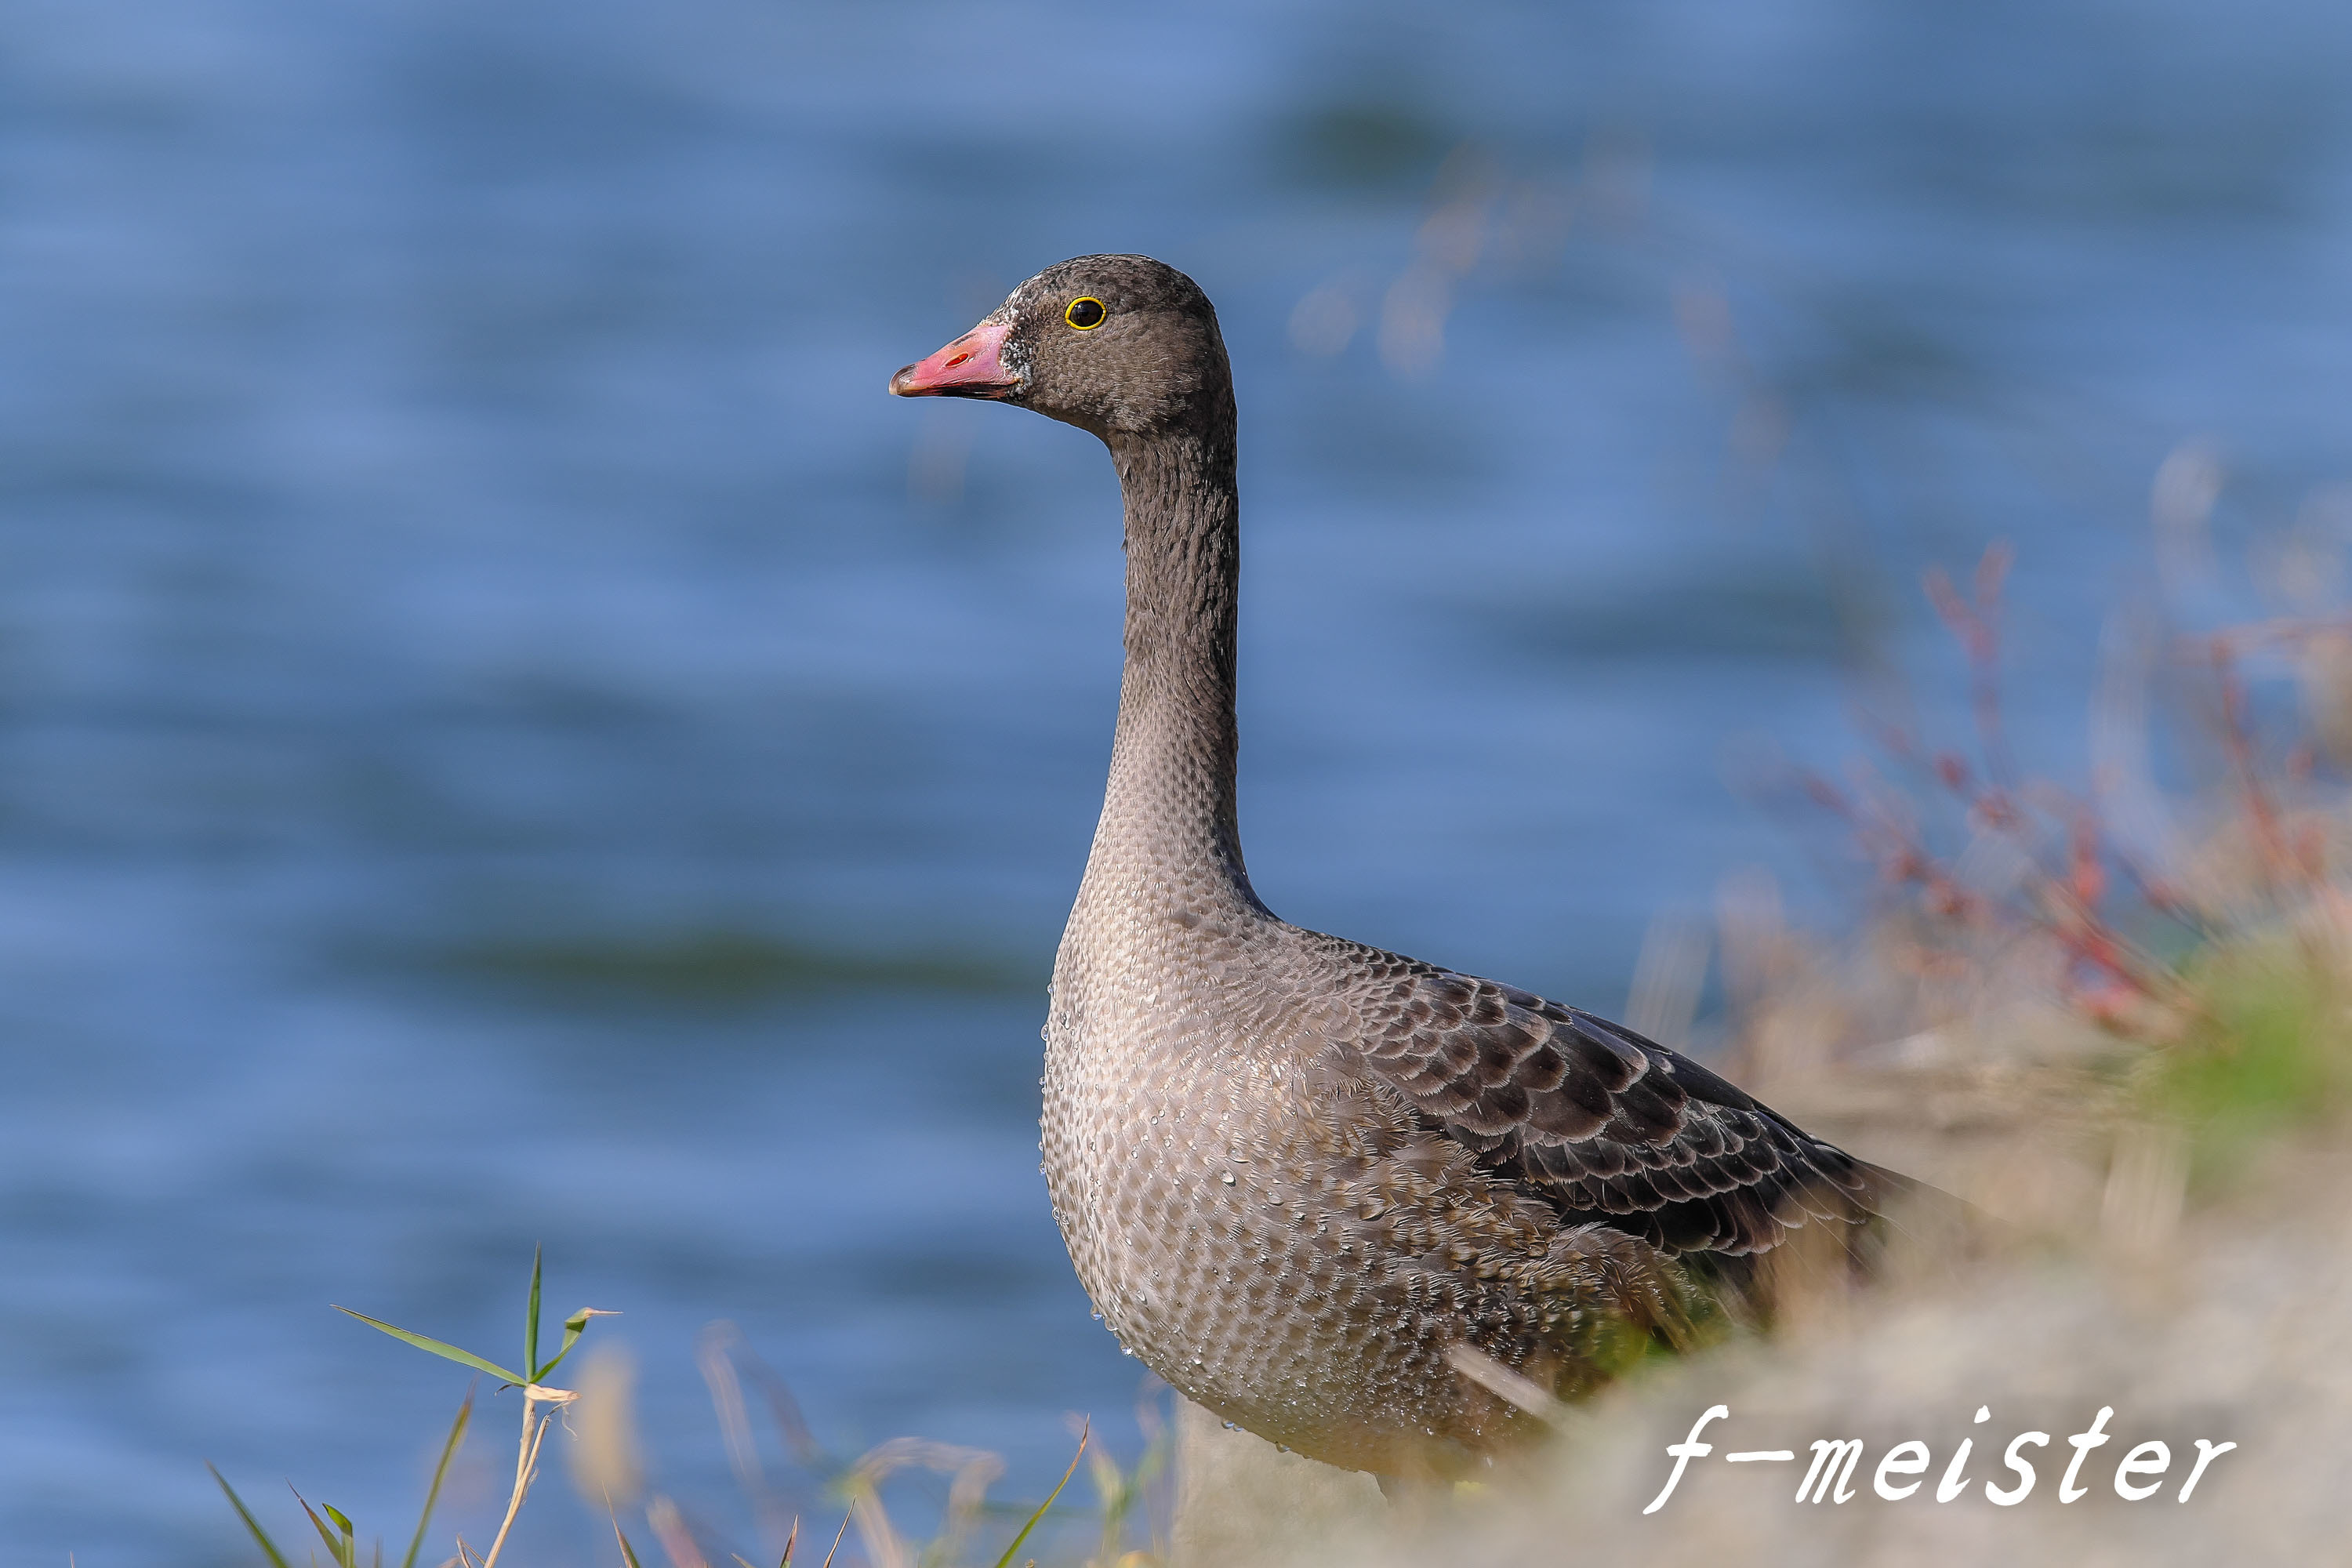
[1065,297,1107,330]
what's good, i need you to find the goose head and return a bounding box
[889,254,1229,440]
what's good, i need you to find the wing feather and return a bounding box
[1320,941,1882,1258]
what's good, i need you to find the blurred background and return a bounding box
[4,0,2351,1560]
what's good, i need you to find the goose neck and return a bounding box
[1091,419,1260,910]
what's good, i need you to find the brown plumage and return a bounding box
[891,255,1907,1480]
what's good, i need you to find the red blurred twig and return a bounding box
[1790,541,2209,1032]
[1923,542,2018,794]
[2208,636,2296,891]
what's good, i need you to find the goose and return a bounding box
[890,255,1907,1482]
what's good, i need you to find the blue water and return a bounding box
[4,1,2350,1561]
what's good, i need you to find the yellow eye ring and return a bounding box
[1065,296,1108,330]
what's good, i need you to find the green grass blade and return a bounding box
[325,1504,358,1568]
[209,1465,293,1568]
[532,1306,619,1384]
[524,1246,543,1384]
[291,1486,346,1566]
[605,1500,644,1568]
[401,1388,474,1568]
[335,1306,524,1385]
[988,1421,1087,1568]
